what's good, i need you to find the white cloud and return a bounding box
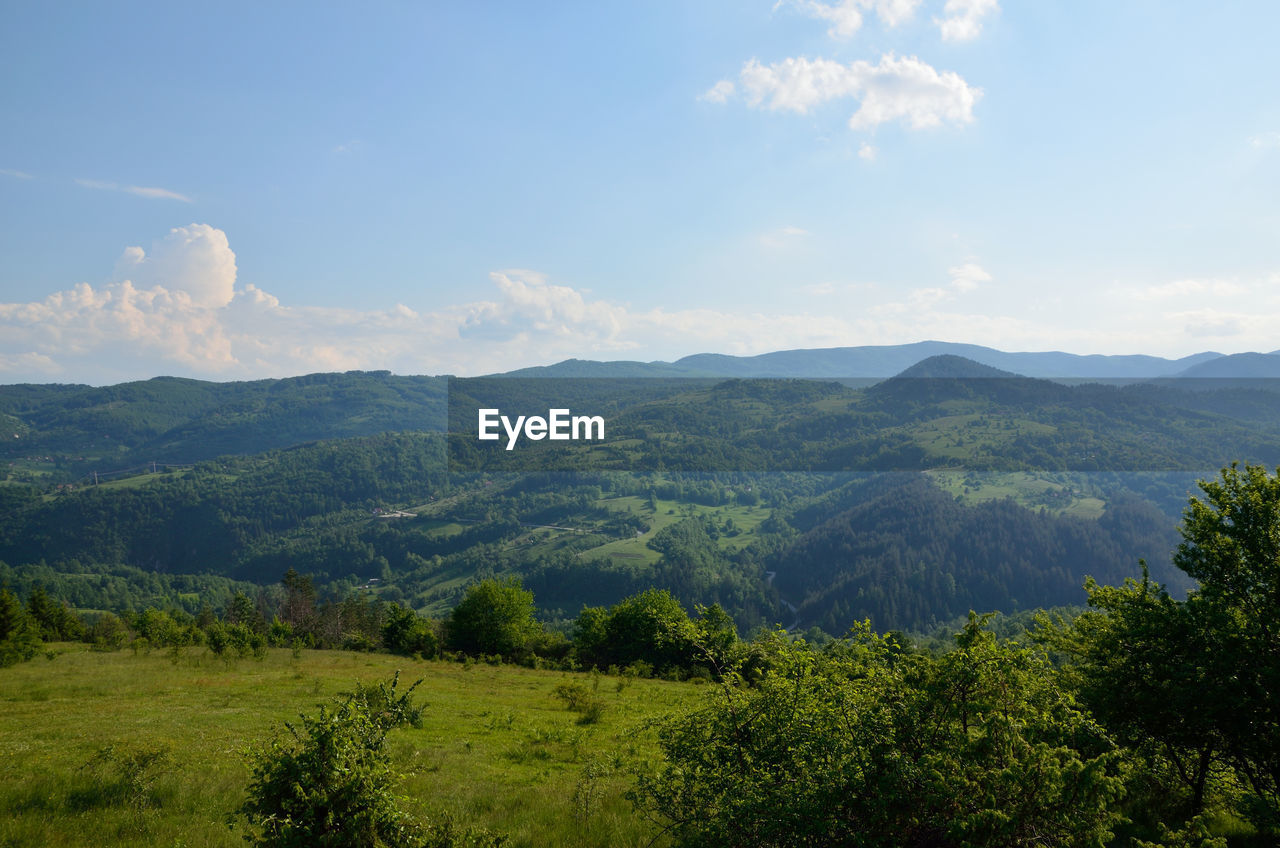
[117,224,238,309]
[781,0,922,38]
[948,262,991,292]
[700,80,736,104]
[846,54,981,129]
[6,228,1280,384]
[858,142,877,160]
[935,0,999,42]
[738,54,980,130]
[126,186,192,202]
[76,178,192,203]
[1,168,34,180]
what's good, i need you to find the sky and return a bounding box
[2,1,1279,385]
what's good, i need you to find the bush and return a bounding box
[239,673,425,847]
[238,672,503,847]
[633,618,1126,848]
[446,578,540,658]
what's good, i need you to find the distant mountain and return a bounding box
[888,354,1022,379]
[490,342,1224,380]
[1170,352,1280,379]
[494,358,713,378]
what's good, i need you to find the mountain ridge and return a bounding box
[487,342,1230,380]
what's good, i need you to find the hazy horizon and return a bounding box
[3,2,1279,384]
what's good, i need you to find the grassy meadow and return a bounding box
[0,645,701,847]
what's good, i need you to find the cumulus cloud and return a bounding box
[737,54,980,130]
[781,0,921,38]
[117,224,238,309]
[935,0,999,42]
[5,227,1279,384]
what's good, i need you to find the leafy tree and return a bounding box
[1173,464,1280,824]
[571,605,610,668]
[446,577,540,658]
[1038,570,1225,824]
[600,588,696,672]
[633,618,1125,848]
[1044,463,1280,834]
[87,610,131,650]
[382,603,438,658]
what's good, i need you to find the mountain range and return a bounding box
[497,341,1280,380]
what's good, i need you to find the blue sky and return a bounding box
[2,1,1279,383]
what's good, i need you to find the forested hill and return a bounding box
[770,474,1183,633]
[0,371,446,474]
[455,361,1280,473]
[4,357,1278,635]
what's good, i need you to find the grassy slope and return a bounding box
[0,645,699,847]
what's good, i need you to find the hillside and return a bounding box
[4,354,1278,635]
[0,371,447,481]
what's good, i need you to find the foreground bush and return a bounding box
[633,620,1125,848]
[239,672,505,847]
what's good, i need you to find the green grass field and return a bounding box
[926,470,1107,519]
[0,645,700,847]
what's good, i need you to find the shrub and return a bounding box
[238,672,504,847]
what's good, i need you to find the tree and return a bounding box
[1044,464,1280,834]
[280,569,317,632]
[600,588,696,672]
[382,603,438,658]
[26,585,85,641]
[1039,570,1224,825]
[226,590,266,633]
[0,587,41,666]
[634,618,1125,848]
[1173,464,1280,822]
[445,577,540,658]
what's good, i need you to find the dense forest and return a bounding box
[6,361,1265,633]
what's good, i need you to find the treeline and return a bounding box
[0,565,737,682]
